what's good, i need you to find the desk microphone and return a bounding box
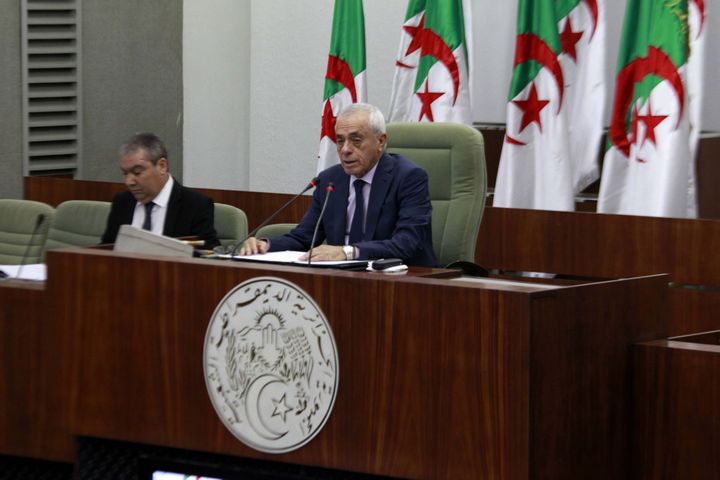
[16,213,46,279]
[230,177,319,256]
[307,182,334,265]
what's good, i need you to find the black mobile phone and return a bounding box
[371,258,404,270]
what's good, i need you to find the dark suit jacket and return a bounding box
[268,152,437,267]
[101,179,220,248]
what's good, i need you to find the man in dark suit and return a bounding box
[240,103,436,267]
[101,132,220,248]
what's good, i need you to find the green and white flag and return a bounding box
[387,0,472,123]
[494,0,575,211]
[598,0,692,217]
[317,0,367,172]
[557,0,606,193]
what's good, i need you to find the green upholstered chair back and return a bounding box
[386,122,487,266]
[45,200,111,253]
[255,223,297,239]
[0,199,55,265]
[214,203,249,247]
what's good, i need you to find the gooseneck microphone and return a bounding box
[16,213,46,279]
[307,182,335,265]
[229,177,319,256]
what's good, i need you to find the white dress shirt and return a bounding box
[131,175,174,236]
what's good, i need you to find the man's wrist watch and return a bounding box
[343,245,354,260]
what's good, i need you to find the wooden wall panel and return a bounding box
[633,339,720,479]
[0,282,74,462]
[476,207,720,335]
[30,248,666,479]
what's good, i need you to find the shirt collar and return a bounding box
[149,175,174,208]
[351,161,379,187]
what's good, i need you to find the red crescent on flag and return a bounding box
[514,33,565,112]
[691,0,706,37]
[505,135,527,146]
[417,28,461,104]
[325,55,358,102]
[608,46,685,157]
[582,0,600,39]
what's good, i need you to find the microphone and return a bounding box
[307,182,335,265]
[16,214,46,279]
[229,177,318,256]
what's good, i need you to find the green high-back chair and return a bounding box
[386,122,487,267]
[45,200,112,254]
[214,203,249,247]
[0,199,55,265]
[255,223,296,239]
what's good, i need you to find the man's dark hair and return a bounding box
[119,132,168,165]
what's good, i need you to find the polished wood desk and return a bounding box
[633,332,720,479]
[1,247,667,478]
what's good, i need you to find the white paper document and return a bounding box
[0,263,47,281]
[228,250,367,267]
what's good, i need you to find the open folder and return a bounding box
[229,250,368,270]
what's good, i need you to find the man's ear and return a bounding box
[157,157,169,174]
[377,133,388,151]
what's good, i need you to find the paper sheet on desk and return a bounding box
[0,263,47,281]
[230,250,368,267]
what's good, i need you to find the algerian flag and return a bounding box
[387,0,472,123]
[556,0,606,193]
[686,0,706,217]
[597,0,691,217]
[317,0,367,172]
[493,0,575,211]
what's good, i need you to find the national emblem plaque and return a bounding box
[204,277,339,453]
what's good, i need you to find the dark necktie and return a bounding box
[349,180,365,244]
[142,202,154,231]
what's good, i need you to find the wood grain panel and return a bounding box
[0,282,74,462]
[476,207,720,284]
[38,248,666,478]
[633,339,720,479]
[476,207,720,335]
[529,276,668,479]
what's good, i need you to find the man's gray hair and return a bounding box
[338,103,386,135]
[119,132,168,165]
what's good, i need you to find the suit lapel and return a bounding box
[163,181,182,236]
[364,153,393,240]
[327,171,350,243]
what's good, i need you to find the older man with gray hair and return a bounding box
[240,103,436,267]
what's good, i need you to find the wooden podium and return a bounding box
[0,247,667,479]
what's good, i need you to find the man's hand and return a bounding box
[299,245,347,261]
[238,237,269,255]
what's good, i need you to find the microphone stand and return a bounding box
[307,182,334,265]
[16,214,46,279]
[228,177,318,257]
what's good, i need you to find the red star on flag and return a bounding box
[560,18,584,62]
[416,80,444,122]
[403,15,425,56]
[320,101,336,142]
[512,83,550,133]
[637,101,667,147]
